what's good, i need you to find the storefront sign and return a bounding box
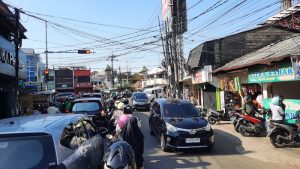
[192,65,212,84]
[248,62,300,83]
[75,82,93,88]
[0,35,26,79]
[263,98,300,124]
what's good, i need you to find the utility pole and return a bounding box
[108,53,117,88]
[126,56,129,85]
[119,66,122,88]
[45,21,49,91]
[14,8,21,116]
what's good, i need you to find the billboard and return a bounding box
[161,0,187,34]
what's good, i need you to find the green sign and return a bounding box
[248,62,300,83]
[263,98,300,124]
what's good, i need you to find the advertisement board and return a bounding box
[248,61,300,83]
[263,98,300,124]
[0,35,26,79]
[162,0,173,32]
[192,66,212,84]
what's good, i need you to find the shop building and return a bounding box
[0,1,27,119]
[74,69,93,94]
[214,35,300,124]
[187,25,298,111]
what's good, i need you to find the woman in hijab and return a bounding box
[121,116,144,169]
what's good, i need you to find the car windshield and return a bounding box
[0,134,56,169]
[163,102,201,118]
[82,94,101,98]
[133,93,148,100]
[72,102,101,112]
[57,93,74,97]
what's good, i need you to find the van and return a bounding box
[144,87,164,100]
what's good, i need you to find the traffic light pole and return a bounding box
[45,21,49,91]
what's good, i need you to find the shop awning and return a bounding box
[213,35,300,73]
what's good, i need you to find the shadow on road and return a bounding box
[134,111,254,169]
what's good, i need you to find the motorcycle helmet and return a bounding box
[271,96,280,106]
[278,95,284,104]
[123,98,129,105]
[124,105,133,114]
[117,114,130,129]
[116,102,125,110]
[103,141,136,169]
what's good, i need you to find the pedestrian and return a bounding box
[242,95,259,118]
[47,102,61,114]
[270,96,285,124]
[65,97,72,113]
[121,116,144,169]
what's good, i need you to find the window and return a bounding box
[72,102,101,112]
[60,124,78,150]
[133,93,148,100]
[0,134,56,169]
[163,102,200,118]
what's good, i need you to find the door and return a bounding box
[82,120,103,169]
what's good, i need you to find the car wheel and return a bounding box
[160,133,168,152]
[208,115,217,125]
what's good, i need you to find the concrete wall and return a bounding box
[270,81,300,99]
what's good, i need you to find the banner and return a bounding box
[248,61,300,83]
[263,98,300,124]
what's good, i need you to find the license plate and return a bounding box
[185,138,200,143]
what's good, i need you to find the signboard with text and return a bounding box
[263,98,300,124]
[248,61,300,83]
[192,66,212,84]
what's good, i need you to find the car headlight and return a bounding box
[166,122,177,132]
[133,100,136,105]
[205,123,212,131]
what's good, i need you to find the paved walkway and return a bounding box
[212,122,300,167]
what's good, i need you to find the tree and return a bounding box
[129,73,142,84]
[140,66,148,73]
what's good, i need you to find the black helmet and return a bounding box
[123,105,133,114]
[103,141,136,169]
[123,98,129,105]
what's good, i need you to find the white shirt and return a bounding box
[270,104,285,121]
[47,106,61,114]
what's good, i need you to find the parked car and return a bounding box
[130,92,150,110]
[149,98,214,152]
[0,114,105,169]
[71,97,107,128]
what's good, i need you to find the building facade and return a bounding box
[74,69,93,94]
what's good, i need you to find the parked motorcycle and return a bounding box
[268,121,300,148]
[238,112,267,137]
[207,102,233,125]
[230,110,243,132]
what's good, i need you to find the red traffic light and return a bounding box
[78,49,91,54]
[44,69,49,75]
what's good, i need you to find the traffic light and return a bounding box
[78,49,91,54]
[44,69,49,82]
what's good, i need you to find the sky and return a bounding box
[3,0,287,73]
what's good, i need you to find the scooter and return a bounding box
[268,121,300,148]
[238,112,267,137]
[230,110,243,132]
[207,102,233,125]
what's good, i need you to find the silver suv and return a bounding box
[0,114,105,169]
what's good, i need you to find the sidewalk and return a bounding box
[213,122,300,167]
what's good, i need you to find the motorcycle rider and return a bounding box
[270,96,285,124]
[110,101,125,131]
[242,95,259,117]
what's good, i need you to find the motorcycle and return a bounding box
[268,121,300,148]
[230,110,243,132]
[238,111,267,137]
[207,102,233,125]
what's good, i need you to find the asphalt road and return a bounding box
[134,111,299,169]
